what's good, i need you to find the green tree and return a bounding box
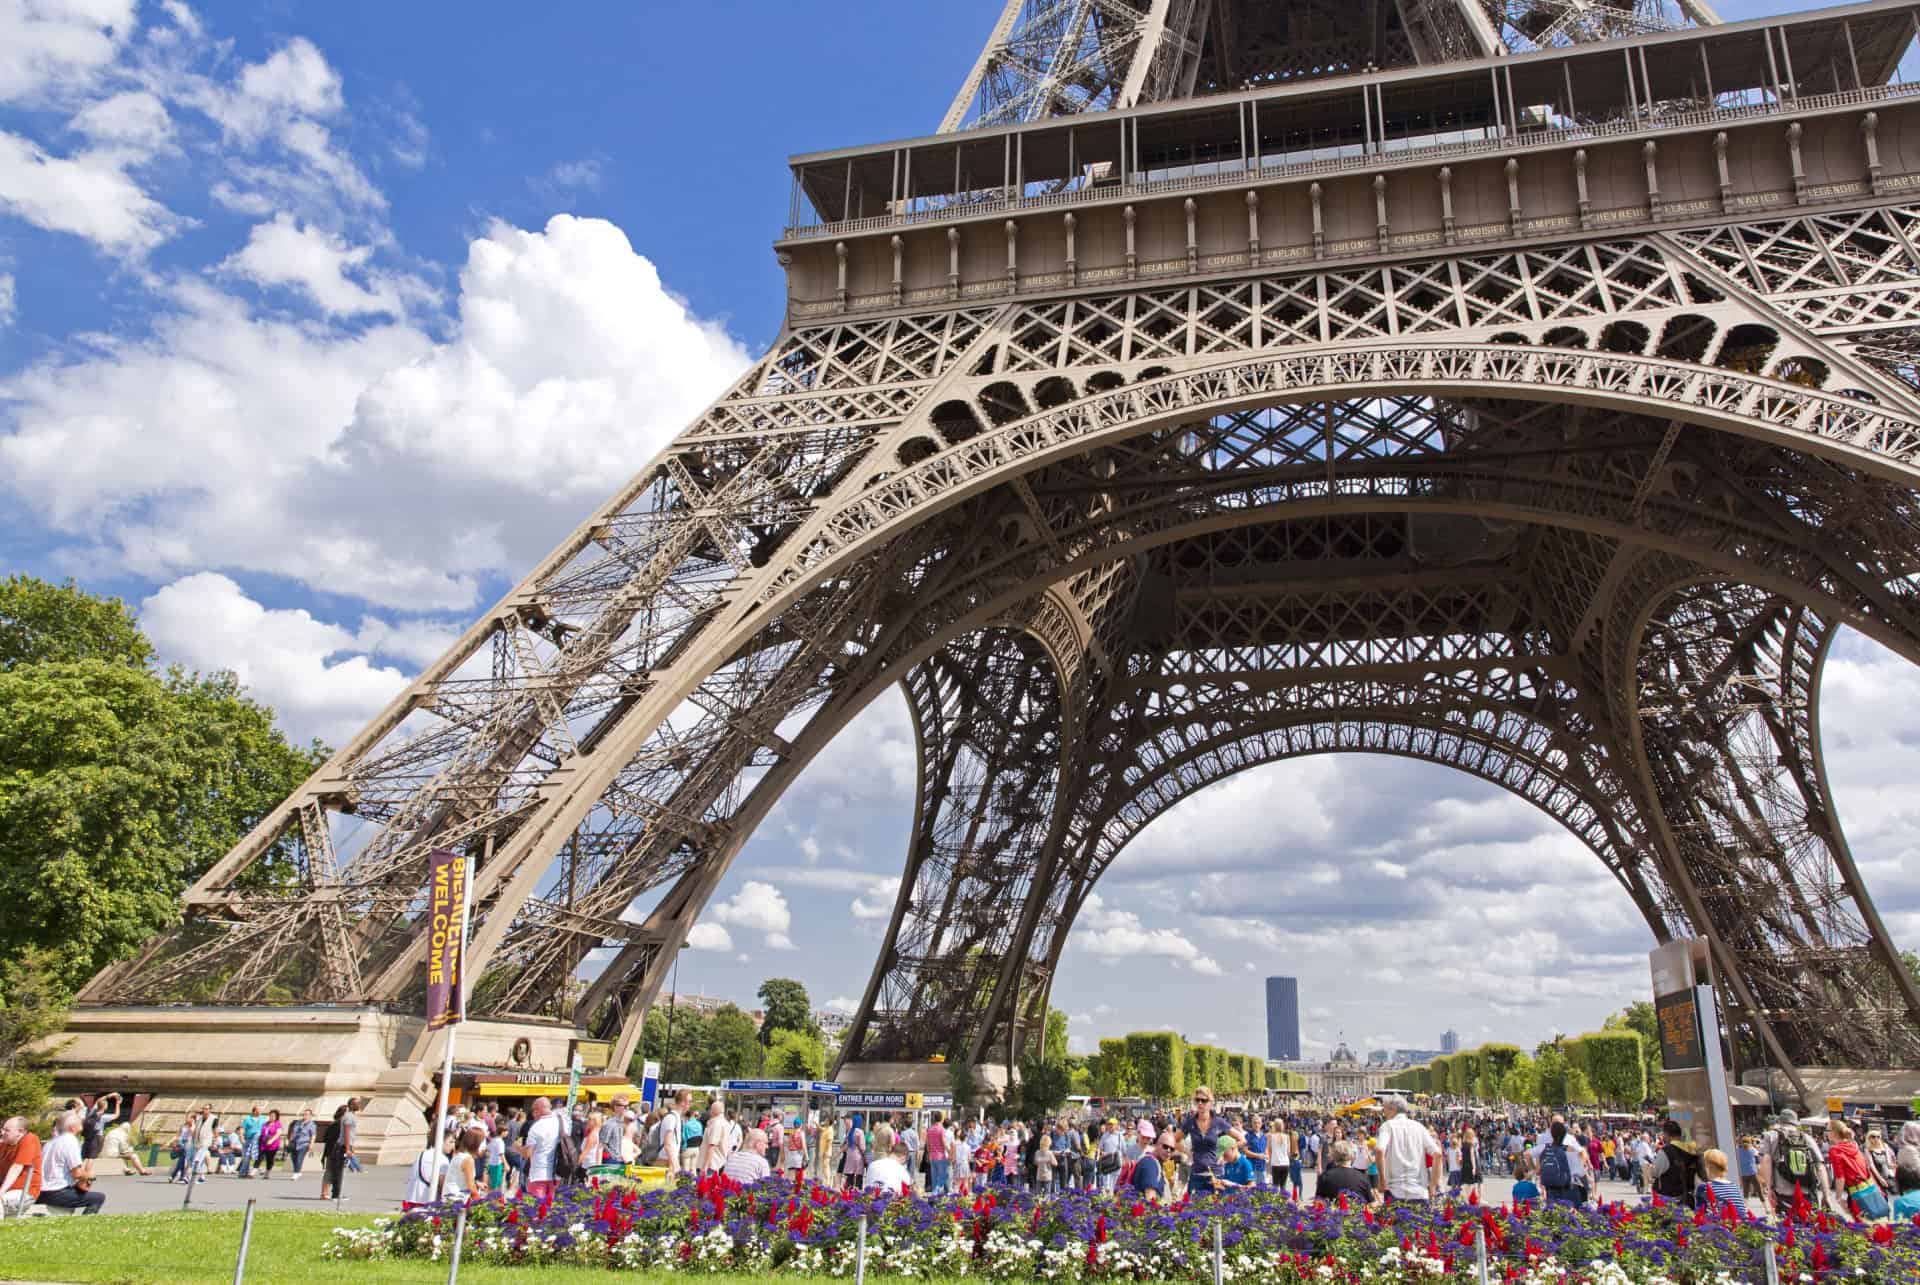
[765,1028,826,1079]
[947,1058,979,1113]
[1503,1053,1539,1105]
[0,949,69,1119]
[1577,1029,1648,1106]
[1043,1008,1070,1067]
[641,1003,712,1082]
[1479,1044,1522,1100]
[1605,1001,1665,1103]
[1532,1045,1571,1104]
[756,978,820,1047]
[0,656,325,991]
[1014,1054,1071,1118]
[702,1003,763,1081]
[1088,1039,1139,1096]
[0,576,152,670]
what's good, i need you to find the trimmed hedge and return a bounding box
[1126,1031,1186,1100]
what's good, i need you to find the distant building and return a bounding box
[816,1008,854,1034]
[1395,1048,1445,1065]
[1265,976,1301,1061]
[1440,1029,1460,1054]
[1299,1043,1393,1098]
[1366,1049,1392,1064]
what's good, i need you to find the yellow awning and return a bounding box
[473,1081,642,1102]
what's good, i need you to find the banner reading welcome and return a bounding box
[425,847,468,1030]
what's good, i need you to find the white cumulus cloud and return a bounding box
[1076,893,1222,975]
[824,996,858,1015]
[0,130,183,252]
[1,215,750,611]
[0,0,137,104]
[138,572,418,746]
[222,214,423,317]
[684,922,733,952]
[709,881,795,950]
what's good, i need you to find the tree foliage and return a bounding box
[0,576,152,670]
[947,1058,979,1111]
[1572,1029,1648,1106]
[1125,1031,1186,1100]
[756,978,819,1047]
[1013,1054,1071,1117]
[0,577,326,991]
[765,1028,826,1079]
[0,949,68,1119]
[1044,1008,1070,1068]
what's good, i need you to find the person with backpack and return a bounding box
[1650,1119,1701,1206]
[1531,1119,1590,1206]
[1760,1108,1830,1218]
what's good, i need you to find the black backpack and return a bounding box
[555,1119,581,1180]
[1653,1143,1698,1203]
[1537,1140,1573,1189]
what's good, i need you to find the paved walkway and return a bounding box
[54,1163,414,1217]
[54,1164,1645,1218]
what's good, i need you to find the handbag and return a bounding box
[1847,1178,1891,1221]
[1096,1151,1120,1175]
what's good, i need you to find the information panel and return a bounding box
[1656,987,1707,1071]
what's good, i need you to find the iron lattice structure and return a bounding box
[84,0,1920,1103]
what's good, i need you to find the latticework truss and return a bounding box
[82,1,1920,1108]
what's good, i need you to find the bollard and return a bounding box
[1474,1223,1489,1285]
[1762,1240,1781,1285]
[855,1213,869,1285]
[181,1162,195,1210]
[232,1199,257,1285]
[445,1203,469,1285]
[1212,1219,1224,1285]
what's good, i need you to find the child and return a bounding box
[486,1123,507,1194]
[1510,1152,1541,1204]
[1694,1148,1746,1214]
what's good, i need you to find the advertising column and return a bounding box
[1650,939,1736,1156]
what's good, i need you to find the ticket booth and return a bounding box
[720,1078,842,1125]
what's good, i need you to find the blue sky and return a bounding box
[4,0,1915,1062]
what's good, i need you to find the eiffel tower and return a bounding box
[68,0,1920,1152]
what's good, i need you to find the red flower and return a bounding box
[1872,1224,1894,1246]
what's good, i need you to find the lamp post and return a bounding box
[663,941,690,1085]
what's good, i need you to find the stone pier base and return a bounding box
[836,1060,1008,1099]
[53,1007,583,1163]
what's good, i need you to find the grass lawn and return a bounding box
[0,1211,757,1285]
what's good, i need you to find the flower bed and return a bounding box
[325,1175,1920,1283]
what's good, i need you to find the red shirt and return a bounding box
[0,1133,42,1199]
[1828,1140,1872,1187]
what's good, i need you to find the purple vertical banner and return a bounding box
[424,847,467,1030]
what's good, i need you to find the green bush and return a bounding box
[1125,1031,1186,1100]
[1573,1029,1646,1106]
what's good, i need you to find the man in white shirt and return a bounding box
[517,1097,564,1200]
[898,1119,921,1190]
[864,1140,912,1193]
[40,1111,104,1214]
[657,1090,689,1175]
[721,1127,773,1185]
[1374,1096,1441,1204]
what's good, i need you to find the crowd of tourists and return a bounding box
[401,1087,1920,1226]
